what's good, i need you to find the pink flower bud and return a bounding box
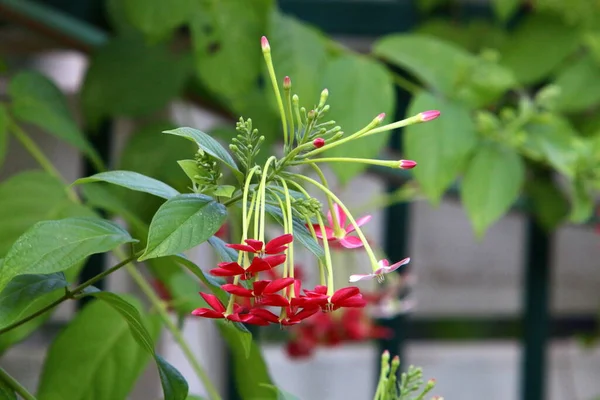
[376,113,386,122]
[283,76,291,89]
[419,110,440,122]
[313,138,325,148]
[399,160,417,169]
[261,36,270,52]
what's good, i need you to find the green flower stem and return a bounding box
[279,178,295,285]
[295,157,401,169]
[0,366,37,400]
[258,157,277,243]
[8,119,79,203]
[308,164,342,235]
[302,115,382,158]
[262,46,288,150]
[270,188,289,279]
[242,167,260,240]
[291,173,381,271]
[124,261,222,400]
[0,252,141,336]
[315,213,334,297]
[284,84,295,146]
[359,113,422,138]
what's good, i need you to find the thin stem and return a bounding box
[315,213,334,296]
[263,50,288,149]
[124,262,222,400]
[8,120,79,203]
[296,157,399,168]
[285,85,295,147]
[279,178,294,283]
[360,113,422,138]
[0,252,140,335]
[0,366,37,400]
[269,187,289,279]
[309,164,341,234]
[258,157,277,243]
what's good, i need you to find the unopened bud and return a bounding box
[313,138,325,148]
[382,350,390,361]
[261,36,270,52]
[391,355,400,367]
[376,113,386,122]
[319,89,329,108]
[292,94,299,104]
[283,76,291,89]
[307,110,316,120]
[399,160,417,169]
[419,110,440,122]
[426,379,436,389]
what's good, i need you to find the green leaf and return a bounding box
[569,177,594,223]
[172,254,227,303]
[526,177,569,231]
[0,104,8,169]
[37,297,156,400]
[270,13,328,107]
[461,143,525,237]
[553,54,600,113]
[492,0,520,22]
[216,321,273,399]
[321,54,395,183]
[260,385,301,400]
[207,236,238,262]
[0,374,16,400]
[82,35,191,126]
[177,160,202,183]
[265,204,325,261]
[0,272,67,329]
[74,171,180,200]
[405,91,477,203]
[499,14,580,85]
[189,0,273,103]
[373,34,514,107]
[140,194,227,260]
[212,185,236,198]
[88,292,189,400]
[164,127,242,180]
[0,217,137,292]
[124,0,195,38]
[7,71,102,169]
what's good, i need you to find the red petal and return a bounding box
[250,308,280,323]
[244,239,264,252]
[226,243,259,253]
[246,257,272,274]
[191,308,224,318]
[330,287,360,304]
[264,234,293,254]
[262,254,287,267]
[200,292,226,312]
[264,277,295,293]
[209,267,242,277]
[291,307,319,321]
[260,294,290,307]
[252,280,270,296]
[334,295,367,309]
[216,262,245,273]
[221,284,253,297]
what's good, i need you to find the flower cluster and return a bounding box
[190,36,440,329]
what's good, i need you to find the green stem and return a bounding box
[124,262,222,400]
[0,366,37,400]
[263,49,288,149]
[309,164,341,235]
[359,113,422,138]
[258,157,277,243]
[8,120,79,203]
[315,213,334,296]
[295,157,400,168]
[279,178,295,284]
[0,252,140,335]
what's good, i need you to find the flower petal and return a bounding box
[262,254,287,268]
[345,214,372,233]
[252,280,270,296]
[329,203,347,228]
[265,234,294,254]
[348,273,375,283]
[191,308,223,318]
[312,225,335,240]
[244,239,264,252]
[260,294,290,307]
[226,243,259,253]
[330,287,360,304]
[334,295,367,309]
[221,284,253,297]
[265,277,295,293]
[199,292,226,313]
[375,257,410,274]
[250,308,280,323]
[339,236,365,249]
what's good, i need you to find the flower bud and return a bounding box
[419,110,440,122]
[319,88,329,108]
[261,36,270,52]
[313,138,325,148]
[426,379,436,389]
[307,110,316,120]
[283,76,291,89]
[399,160,417,169]
[376,113,386,123]
[381,349,390,362]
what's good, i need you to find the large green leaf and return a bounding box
[553,54,600,113]
[0,217,137,292]
[321,54,395,183]
[270,13,328,108]
[461,143,525,237]
[0,272,67,329]
[88,292,188,400]
[37,297,157,400]
[0,172,73,256]
[164,127,241,180]
[0,104,8,169]
[217,322,273,400]
[140,194,227,260]
[82,35,191,126]
[404,91,477,204]
[492,0,520,22]
[373,34,514,107]
[7,71,102,169]
[74,171,180,200]
[124,0,195,38]
[499,14,580,85]
[189,0,273,103]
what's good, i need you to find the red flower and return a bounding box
[226,234,293,254]
[222,278,294,306]
[292,286,366,311]
[209,254,287,280]
[191,293,271,326]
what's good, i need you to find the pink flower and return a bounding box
[399,160,417,169]
[348,257,410,283]
[311,204,371,249]
[419,110,440,122]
